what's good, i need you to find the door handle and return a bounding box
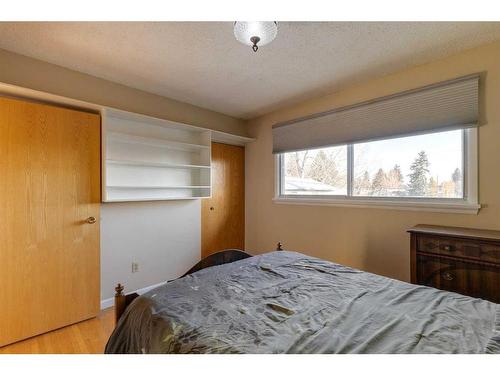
[442,272,455,281]
[210,207,215,211]
[86,216,97,224]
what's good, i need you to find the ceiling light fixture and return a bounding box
[234,22,278,52]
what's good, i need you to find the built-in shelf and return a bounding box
[104,196,208,203]
[106,159,210,169]
[102,109,212,202]
[211,130,255,146]
[107,185,211,189]
[107,131,209,152]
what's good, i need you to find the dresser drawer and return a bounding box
[417,235,500,263]
[416,254,500,303]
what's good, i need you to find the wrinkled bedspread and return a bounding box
[105,251,500,354]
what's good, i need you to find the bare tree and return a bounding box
[371,168,387,195]
[308,150,343,186]
[285,147,347,189]
[428,176,438,196]
[386,164,404,189]
[285,151,311,178]
[354,170,371,195]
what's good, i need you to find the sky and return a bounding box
[284,129,464,186]
[354,129,463,182]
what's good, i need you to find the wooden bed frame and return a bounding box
[114,243,284,323]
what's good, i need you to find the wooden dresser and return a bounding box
[408,225,500,303]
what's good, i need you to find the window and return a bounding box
[352,130,463,198]
[282,145,347,196]
[276,129,479,213]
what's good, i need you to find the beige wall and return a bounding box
[0,47,247,303]
[245,41,500,282]
[0,48,247,136]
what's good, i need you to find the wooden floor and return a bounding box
[0,308,114,354]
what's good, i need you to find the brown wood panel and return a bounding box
[201,143,244,258]
[416,254,500,303]
[409,224,500,242]
[0,97,101,347]
[409,225,500,303]
[417,235,500,264]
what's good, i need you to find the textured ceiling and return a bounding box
[1,22,500,119]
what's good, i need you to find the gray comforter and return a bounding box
[105,251,500,354]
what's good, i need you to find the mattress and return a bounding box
[105,251,500,354]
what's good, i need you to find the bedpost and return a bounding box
[114,283,125,324]
[276,242,283,251]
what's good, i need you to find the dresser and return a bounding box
[408,225,500,303]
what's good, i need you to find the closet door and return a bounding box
[0,97,101,347]
[201,143,244,258]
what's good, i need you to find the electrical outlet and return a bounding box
[131,262,139,273]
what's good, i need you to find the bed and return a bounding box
[105,249,500,354]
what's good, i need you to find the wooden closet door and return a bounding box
[201,143,244,258]
[0,97,101,347]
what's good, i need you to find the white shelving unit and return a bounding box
[102,109,212,202]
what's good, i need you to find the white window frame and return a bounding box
[274,128,480,214]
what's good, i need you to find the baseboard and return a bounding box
[100,280,168,310]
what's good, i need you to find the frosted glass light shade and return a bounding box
[234,22,278,51]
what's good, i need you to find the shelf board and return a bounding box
[104,108,212,134]
[211,130,255,146]
[104,196,210,202]
[107,131,209,152]
[107,185,211,190]
[106,159,210,169]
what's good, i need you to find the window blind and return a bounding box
[272,74,479,154]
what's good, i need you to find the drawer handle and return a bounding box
[441,245,455,252]
[442,272,455,281]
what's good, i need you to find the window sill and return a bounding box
[273,196,481,214]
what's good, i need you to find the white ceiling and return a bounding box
[1,22,500,119]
